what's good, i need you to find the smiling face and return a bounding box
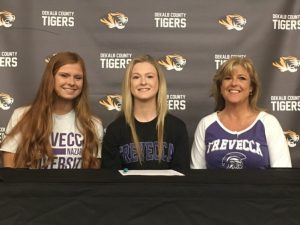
[54,63,84,102]
[220,64,252,107]
[130,62,159,103]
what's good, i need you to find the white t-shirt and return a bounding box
[0,106,103,169]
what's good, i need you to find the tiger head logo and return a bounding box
[100,12,128,29]
[99,95,122,111]
[272,56,300,72]
[44,53,57,63]
[219,14,247,31]
[0,11,16,28]
[284,130,299,148]
[0,92,14,110]
[158,54,186,71]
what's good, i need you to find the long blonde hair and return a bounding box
[121,54,168,163]
[1,52,101,168]
[211,56,262,111]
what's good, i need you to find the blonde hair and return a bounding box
[1,52,101,168]
[121,54,168,163]
[211,56,262,111]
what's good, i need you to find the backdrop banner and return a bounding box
[1,0,299,166]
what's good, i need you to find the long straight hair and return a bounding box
[121,54,168,163]
[1,52,101,168]
[211,56,262,112]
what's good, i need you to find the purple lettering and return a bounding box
[75,133,82,146]
[59,133,67,146]
[58,157,66,168]
[50,157,58,169]
[74,158,82,168]
[145,142,154,161]
[67,133,75,146]
[51,133,59,146]
[66,157,73,169]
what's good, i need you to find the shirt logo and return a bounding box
[222,152,246,169]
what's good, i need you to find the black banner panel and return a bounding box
[1,0,300,166]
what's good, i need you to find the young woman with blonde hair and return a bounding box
[102,54,189,170]
[0,52,103,169]
[190,57,291,169]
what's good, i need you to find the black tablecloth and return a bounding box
[1,169,300,225]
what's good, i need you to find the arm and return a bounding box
[2,152,15,168]
[264,114,292,168]
[94,117,104,159]
[171,121,190,170]
[190,119,207,169]
[101,123,122,169]
[0,107,26,168]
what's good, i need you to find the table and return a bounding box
[1,169,300,225]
